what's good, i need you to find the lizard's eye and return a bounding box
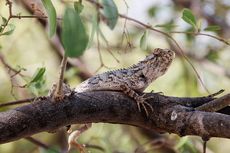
[140,74,145,79]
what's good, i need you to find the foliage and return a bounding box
[102,0,118,30]
[0,16,15,36]
[140,30,148,50]
[182,8,197,31]
[61,7,88,57]
[41,0,57,37]
[25,67,48,96]
[74,1,84,14]
[204,25,221,32]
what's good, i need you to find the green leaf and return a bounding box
[41,0,57,37]
[155,22,177,31]
[182,8,197,30]
[206,50,219,61]
[61,8,88,57]
[29,67,46,84]
[0,24,15,36]
[102,0,118,30]
[27,77,47,96]
[140,30,148,50]
[74,1,84,14]
[1,16,7,24]
[147,6,158,17]
[23,67,47,96]
[175,136,189,149]
[204,25,221,31]
[197,19,202,32]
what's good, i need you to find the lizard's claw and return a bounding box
[136,94,154,117]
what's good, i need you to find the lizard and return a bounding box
[75,48,175,115]
[68,48,175,152]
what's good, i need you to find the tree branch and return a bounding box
[0,91,229,144]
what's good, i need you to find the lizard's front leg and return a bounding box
[120,84,154,116]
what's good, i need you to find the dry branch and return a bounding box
[0,91,229,144]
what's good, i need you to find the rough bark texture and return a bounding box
[0,91,229,144]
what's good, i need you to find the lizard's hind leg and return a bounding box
[68,123,92,153]
[120,84,154,116]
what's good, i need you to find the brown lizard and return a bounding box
[69,48,175,152]
[75,48,175,115]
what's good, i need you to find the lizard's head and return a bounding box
[141,48,175,83]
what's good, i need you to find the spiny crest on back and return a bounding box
[75,48,175,93]
[95,48,175,75]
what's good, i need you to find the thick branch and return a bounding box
[0,91,229,144]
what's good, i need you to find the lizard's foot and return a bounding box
[120,84,154,117]
[68,123,92,153]
[135,94,154,117]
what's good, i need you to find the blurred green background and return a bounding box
[0,0,230,153]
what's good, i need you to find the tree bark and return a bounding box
[0,91,229,144]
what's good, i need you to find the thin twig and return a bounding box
[196,93,230,112]
[95,27,104,73]
[55,56,68,98]
[94,5,112,72]
[170,31,230,45]
[11,15,62,20]
[0,97,35,108]
[0,0,12,34]
[1,0,62,36]
[120,1,133,53]
[207,89,224,98]
[0,52,26,98]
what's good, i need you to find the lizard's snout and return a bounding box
[153,48,175,59]
[165,49,175,59]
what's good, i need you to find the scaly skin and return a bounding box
[75,48,175,93]
[75,48,175,114]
